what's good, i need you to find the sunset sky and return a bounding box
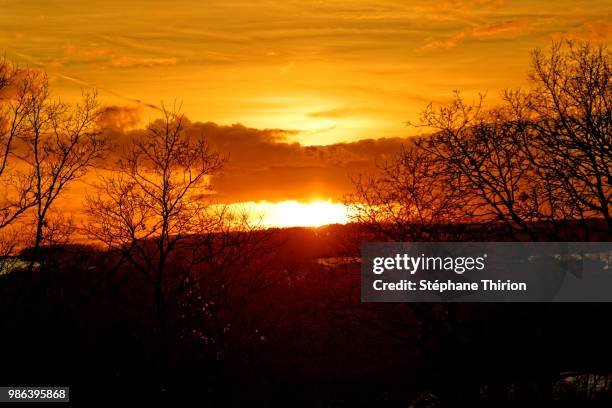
[1,0,610,226]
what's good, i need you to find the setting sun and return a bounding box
[244,200,350,228]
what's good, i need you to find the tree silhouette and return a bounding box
[416,94,549,241]
[0,61,37,231]
[346,142,462,241]
[349,41,611,242]
[0,67,106,279]
[508,41,611,231]
[20,74,106,274]
[85,106,266,370]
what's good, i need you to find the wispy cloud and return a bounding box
[1,0,609,147]
[559,20,612,41]
[471,21,530,37]
[280,61,295,74]
[64,46,179,68]
[419,32,467,50]
[419,20,531,50]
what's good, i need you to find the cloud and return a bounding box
[420,32,466,50]
[419,20,530,51]
[280,61,295,74]
[102,118,411,203]
[209,133,410,202]
[97,105,143,130]
[109,55,179,68]
[471,21,530,37]
[308,106,387,119]
[411,0,505,21]
[64,46,179,69]
[562,20,612,41]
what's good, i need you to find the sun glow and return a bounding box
[242,199,350,228]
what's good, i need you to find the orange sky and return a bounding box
[1,0,611,225]
[2,1,610,145]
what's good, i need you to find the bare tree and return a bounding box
[348,94,558,242]
[508,41,611,230]
[0,61,37,231]
[348,41,610,244]
[14,72,106,274]
[85,107,266,366]
[346,142,462,242]
[0,56,17,177]
[414,93,555,241]
[1,62,106,282]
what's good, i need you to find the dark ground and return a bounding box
[2,224,612,406]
